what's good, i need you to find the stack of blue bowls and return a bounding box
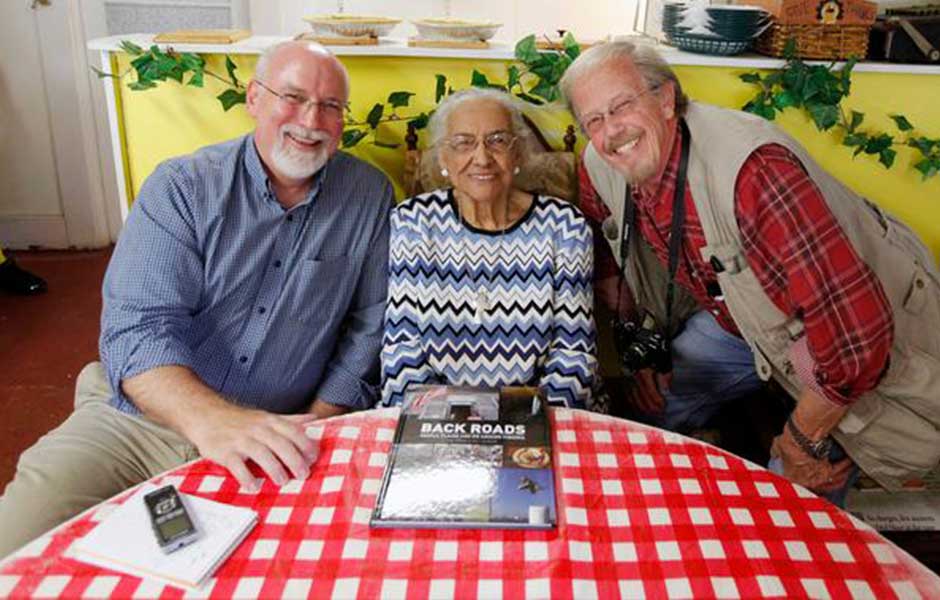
[662,3,770,55]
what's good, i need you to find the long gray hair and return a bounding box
[559,40,689,122]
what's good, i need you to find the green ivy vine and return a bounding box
[740,40,940,181]
[97,34,583,150]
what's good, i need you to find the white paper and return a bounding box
[69,483,257,591]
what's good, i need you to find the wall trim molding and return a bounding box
[0,216,70,250]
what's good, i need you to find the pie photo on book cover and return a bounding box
[371,385,557,529]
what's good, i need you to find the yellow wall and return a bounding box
[113,52,940,261]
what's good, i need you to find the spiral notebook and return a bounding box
[69,482,257,591]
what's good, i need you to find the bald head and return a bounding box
[254,41,349,102]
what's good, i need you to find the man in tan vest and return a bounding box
[560,41,940,506]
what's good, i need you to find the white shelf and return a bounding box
[87,34,940,75]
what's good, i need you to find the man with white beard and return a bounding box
[0,41,394,558]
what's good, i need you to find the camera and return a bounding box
[611,313,672,375]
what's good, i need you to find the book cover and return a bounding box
[371,385,557,529]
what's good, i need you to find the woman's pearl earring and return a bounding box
[441,168,449,177]
[513,166,521,175]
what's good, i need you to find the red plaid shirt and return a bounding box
[578,125,893,405]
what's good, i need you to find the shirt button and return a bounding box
[274,260,282,268]
[287,215,294,222]
[258,306,266,314]
[239,356,248,363]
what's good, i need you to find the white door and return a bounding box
[0,1,111,250]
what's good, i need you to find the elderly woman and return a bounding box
[381,88,598,409]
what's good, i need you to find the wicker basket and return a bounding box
[755,23,870,59]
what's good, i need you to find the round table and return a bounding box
[1,408,937,599]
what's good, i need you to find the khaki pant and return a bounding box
[0,362,199,559]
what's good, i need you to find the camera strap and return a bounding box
[618,118,692,336]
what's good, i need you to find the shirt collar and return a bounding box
[243,134,329,210]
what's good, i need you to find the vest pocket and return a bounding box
[835,349,940,489]
[902,267,929,315]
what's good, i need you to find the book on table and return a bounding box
[69,482,257,591]
[371,385,557,529]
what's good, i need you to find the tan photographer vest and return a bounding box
[584,101,940,490]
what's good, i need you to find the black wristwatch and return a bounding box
[785,415,833,460]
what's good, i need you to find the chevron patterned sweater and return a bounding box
[381,189,597,408]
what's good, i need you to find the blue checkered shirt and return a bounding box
[101,135,393,415]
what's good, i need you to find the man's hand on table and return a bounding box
[186,404,319,491]
[123,365,319,492]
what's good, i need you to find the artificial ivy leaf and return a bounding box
[891,115,914,132]
[849,110,864,132]
[515,34,540,64]
[373,139,400,149]
[166,65,186,83]
[530,62,556,80]
[772,90,796,110]
[409,112,430,130]
[179,53,205,71]
[471,70,491,88]
[217,89,246,111]
[765,71,785,88]
[552,55,572,81]
[225,56,239,86]
[758,104,777,120]
[853,145,865,157]
[562,31,580,60]
[908,137,936,155]
[387,91,414,108]
[802,72,821,102]
[739,73,762,84]
[119,40,144,55]
[807,103,839,131]
[130,54,153,72]
[128,80,157,91]
[342,129,368,148]
[135,63,160,83]
[366,103,384,129]
[914,158,939,180]
[187,70,204,87]
[783,38,798,60]
[879,148,896,169]
[516,92,544,105]
[529,79,557,102]
[841,58,857,94]
[507,65,521,89]
[435,74,447,103]
[864,133,893,154]
[842,133,866,147]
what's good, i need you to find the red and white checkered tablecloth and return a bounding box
[1,408,937,599]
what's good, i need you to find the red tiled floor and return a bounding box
[0,248,111,489]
